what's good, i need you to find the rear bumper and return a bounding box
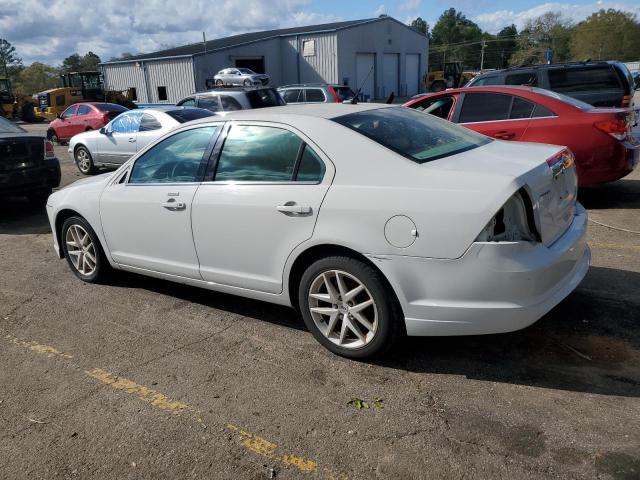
[368,203,590,336]
[577,139,639,186]
[0,159,61,196]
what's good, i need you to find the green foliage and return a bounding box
[13,62,59,95]
[430,8,483,69]
[570,9,640,61]
[0,38,22,78]
[510,12,573,65]
[410,17,429,37]
[61,51,102,73]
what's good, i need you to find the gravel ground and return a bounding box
[0,121,638,480]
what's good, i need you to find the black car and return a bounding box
[0,117,61,205]
[467,61,637,108]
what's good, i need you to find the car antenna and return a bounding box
[351,65,374,104]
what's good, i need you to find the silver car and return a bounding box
[213,68,270,87]
[68,107,214,175]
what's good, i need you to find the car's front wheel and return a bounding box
[61,216,109,283]
[243,79,252,87]
[298,256,402,359]
[215,79,223,86]
[74,145,96,175]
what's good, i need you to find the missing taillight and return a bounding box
[475,190,539,243]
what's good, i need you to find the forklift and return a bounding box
[34,71,105,121]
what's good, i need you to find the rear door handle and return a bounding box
[277,204,312,214]
[162,199,186,211]
[495,131,515,140]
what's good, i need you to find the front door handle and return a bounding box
[277,204,312,214]
[128,137,136,143]
[495,131,515,140]
[162,199,186,211]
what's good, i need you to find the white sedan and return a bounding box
[46,104,590,358]
[68,107,215,175]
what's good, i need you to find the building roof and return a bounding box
[103,16,425,64]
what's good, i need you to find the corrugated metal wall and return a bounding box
[102,57,195,103]
[296,33,338,84]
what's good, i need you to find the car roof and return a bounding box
[184,103,392,124]
[278,84,347,88]
[412,85,538,97]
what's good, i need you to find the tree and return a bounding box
[410,17,429,37]
[0,38,22,77]
[495,25,518,68]
[13,62,58,95]
[510,12,572,65]
[430,8,483,69]
[80,51,101,70]
[108,52,134,62]
[61,53,82,73]
[571,9,640,61]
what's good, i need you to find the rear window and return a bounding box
[94,103,128,113]
[165,108,216,123]
[0,116,26,133]
[548,66,621,92]
[333,107,491,164]
[531,87,593,111]
[246,89,285,108]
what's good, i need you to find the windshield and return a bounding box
[246,89,285,108]
[238,68,255,74]
[165,107,216,123]
[531,87,594,111]
[332,107,491,164]
[0,116,26,134]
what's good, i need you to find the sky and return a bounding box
[2,0,639,65]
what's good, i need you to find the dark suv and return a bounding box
[467,61,637,108]
[176,87,285,113]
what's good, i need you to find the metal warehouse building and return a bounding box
[101,16,428,103]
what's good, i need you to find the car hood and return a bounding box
[63,171,114,191]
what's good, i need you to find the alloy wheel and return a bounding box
[65,224,97,276]
[308,270,378,349]
[76,149,91,173]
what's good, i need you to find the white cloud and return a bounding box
[374,4,386,16]
[0,0,342,65]
[474,1,640,33]
[398,0,422,12]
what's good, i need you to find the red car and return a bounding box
[47,102,128,144]
[404,86,639,186]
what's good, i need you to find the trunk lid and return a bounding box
[0,136,45,173]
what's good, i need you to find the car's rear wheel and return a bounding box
[74,145,96,175]
[61,216,109,283]
[243,79,252,87]
[215,79,223,86]
[298,256,402,359]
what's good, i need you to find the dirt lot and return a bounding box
[1,122,639,480]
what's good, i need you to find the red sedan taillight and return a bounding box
[594,117,629,141]
[44,140,55,159]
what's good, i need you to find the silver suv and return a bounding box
[213,68,270,87]
[278,84,356,104]
[176,87,285,113]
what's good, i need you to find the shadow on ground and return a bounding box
[579,178,640,210]
[0,197,50,235]
[107,265,639,398]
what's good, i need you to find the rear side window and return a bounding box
[305,89,325,102]
[333,107,490,164]
[139,114,162,132]
[282,89,302,103]
[220,96,242,111]
[296,145,325,182]
[548,67,621,92]
[246,89,286,108]
[459,93,511,122]
[532,104,555,118]
[509,97,535,119]
[505,72,537,86]
[197,96,221,112]
[215,125,302,181]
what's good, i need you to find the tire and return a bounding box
[243,79,252,87]
[61,216,110,283]
[74,145,96,175]
[298,256,402,359]
[430,81,446,92]
[215,79,223,86]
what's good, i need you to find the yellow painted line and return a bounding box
[589,242,640,252]
[5,334,73,359]
[86,368,190,414]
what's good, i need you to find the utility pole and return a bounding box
[480,40,486,71]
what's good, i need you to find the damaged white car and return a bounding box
[46,104,590,358]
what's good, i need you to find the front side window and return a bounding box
[215,125,302,182]
[305,89,325,102]
[333,107,490,164]
[61,105,77,119]
[459,93,512,123]
[110,112,142,133]
[197,96,221,112]
[220,96,242,111]
[129,126,218,183]
[470,75,499,86]
[178,97,196,107]
[410,96,454,120]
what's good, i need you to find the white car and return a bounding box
[68,107,215,175]
[46,104,590,358]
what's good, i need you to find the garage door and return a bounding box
[406,54,420,96]
[356,53,375,100]
[382,53,399,99]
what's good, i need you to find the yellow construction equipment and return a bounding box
[0,77,39,121]
[424,62,477,92]
[34,71,105,121]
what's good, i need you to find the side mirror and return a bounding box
[99,127,107,135]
